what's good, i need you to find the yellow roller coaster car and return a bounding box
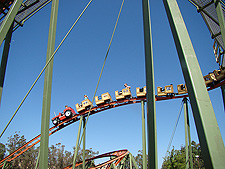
[76,98,92,113]
[157,85,174,96]
[95,92,112,105]
[115,88,132,100]
[136,86,146,97]
[177,84,188,95]
[203,73,216,87]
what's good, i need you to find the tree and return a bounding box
[191,141,205,169]
[134,150,148,169]
[0,142,6,161]
[2,132,99,168]
[5,131,38,169]
[71,147,99,168]
[162,141,205,169]
[64,150,73,167]
[48,143,99,168]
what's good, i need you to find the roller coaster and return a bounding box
[1,0,225,168]
[0,69,225,168]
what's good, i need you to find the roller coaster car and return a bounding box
[213,69,225,81]
[177,84,188,95]
[157,85,174,96]
[136,86,146,97]
[95,92,112,105]
[52,107,76,126]
[76,98,93,113]
[115,88,132,100]
[203,73,217,87]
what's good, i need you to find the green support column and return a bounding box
[2,161,6,169]
[183,98,189,169]
[142,0,157,168]
[130,153,132,169]
[221,85,225,111]
[82,117,86,169]
[163,0,225,168]
[129,153,139,169]
[39,0,59,168]
[73,116,83,169]
[35,150,40,169]
[0,23,13,106]
[111,163,117,169]
[141,101,147,169]
[183,98,193,169]
[119,156,127,169]
[213,0,225,111]
[214,0,225,47]
[0,0,23,47]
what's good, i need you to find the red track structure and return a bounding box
[63,149,130,169]
[0,76,225,167]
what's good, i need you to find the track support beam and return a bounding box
[129,153,139,169]
[0,0,23,47]
[39,0,59,168]
[83,117,86,169]
[73,116,83,169]
[163,0,225,168]
[0,23,13,106]
[141,101,147,169]
[142,0,157,168]
[183,98,193,169]
[213,0,225,111]
[221,85,225,111]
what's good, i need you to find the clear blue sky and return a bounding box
[0,0,224,168]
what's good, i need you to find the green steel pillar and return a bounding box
[73,116,83,169]
[183,98,189,169]
[2,161,6,169]
[0,23,13,106]
[141,101,147,169]
[35,150,40,169]
[142,0,157,168]
[221,85,225,111]
[214,0,225,48]
[130,153,132,169]
[163,0,225,168]
[0,0,23,47]
[111,163,117,169]
[213,0,225,111]
[129,153,139,169]
[83,117,86,169]
[183,98,193,169]
[39,0,59,168]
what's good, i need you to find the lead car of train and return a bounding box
[51,68,225,126]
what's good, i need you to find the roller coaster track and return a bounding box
[0,78,224,168]
[63,149,130,169]
[0,0,224,168]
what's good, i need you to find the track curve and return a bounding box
[63,149,129,169]
[0,77,224,167]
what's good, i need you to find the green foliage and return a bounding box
[134,150,148,169]
[162,141,205,169]
[5,131,37,169]
[70,147,98,168]
[1,132,99,168]
[1,132,145,169]
[48,143,98,168]
[0,142,6,161]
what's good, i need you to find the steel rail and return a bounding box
[63,149,129,169]
[0,79,225,167]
